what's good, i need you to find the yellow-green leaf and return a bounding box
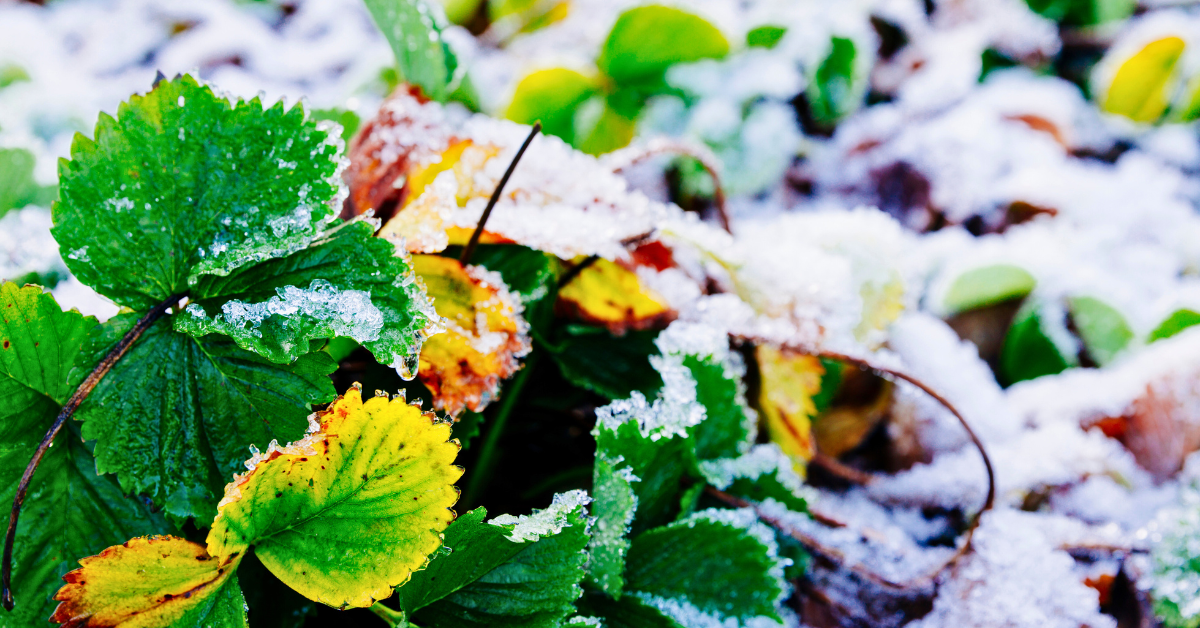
[1102,36,1186,123]
[414,254,531,415]
[943,264,1036,314]
[206,387,463,609]
[505,68,598,144]
[51,535,246,628]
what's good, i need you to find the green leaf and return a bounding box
[49,535,247,628]
[53,75,344,310]
[698,444,810,514]
[999,300,1074,386]
[1067,295,1133,366]
[311,107,361,143]
[624,509,786,623]
[73,312,336,521]
[588,455,638,597]
[1150,497,1200,628]
[682,354,754,461]
[363,0,458,102]
[505,68,598,144]
[578,591,683,628]
[1149,308,1200,343]
[598,5,729,87]
[177,220,437,368]
[594,418,688,535]
[206,388,462,609]
[400,492,591,626]
[573,95,638,156]
[808,37,862,126]
[0,283,167,626]
[943,264,1036,314]
[0,147,56,215]
[551,326,663,401]
[747,25,787,50]
[0,64,30,89]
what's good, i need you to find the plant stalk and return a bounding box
[1,292,186,610]
[459,122,541,266]
[463,349,541,507]
[369,602,413,627]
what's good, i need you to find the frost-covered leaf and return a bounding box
[598,5,729,87]
[588,455,639,597]
[363,0,458,102]
[50,536,246,628]
[1151,309,1200,343]
[556,259,673,334]
[551,325,663,401]
[0,283,168,626]
[413,254,530,415]
[1099,36,1185,123]
[74,313,336,521]
[1150,490,1200,628]
[1067,295,1132,366]
[0,147,55,214]
[943,264,1036,315]
[698,444,810,514]
[52,75,344,310]
[206,387,462,609]
[756,345,821,472]
[399,492,591,627]
[682,353,754,461]
[505,68,598,144]
[177,220,439,370]
[623,509,787,624]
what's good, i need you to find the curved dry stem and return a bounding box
[604,137,732,234]
[459,122,541,266]
[1,292,187,610]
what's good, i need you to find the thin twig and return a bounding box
[459,122,541,266]
[605,138,732,234]
[2,292,186,610]
[810,452,875,485]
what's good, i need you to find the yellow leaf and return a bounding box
[206,387,462,609]
[556,258,673,334]
[414,254,531,415]
[814,376,893,459]
[51,536,245,627]
[1103,36,1186,123]
[756,345,822,475]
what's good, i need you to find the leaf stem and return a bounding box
[1,292,187,610]
[459,122,541,266]
[369,602,413,628]
[463,349,541,507]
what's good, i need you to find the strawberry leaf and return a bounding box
[398,492,590,627]
[206,387,462,609]
[0,283,167,625]
[73,313,336,521]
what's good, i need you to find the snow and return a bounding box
[490,489,592,543]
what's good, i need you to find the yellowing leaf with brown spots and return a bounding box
[756,345,821,475]
[206,387,462,609]
[1102,36,1186,123]
[556,258,673,334]
[413,254,531,415]
[51,535,246,628]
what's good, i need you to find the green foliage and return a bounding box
[363,0,458,101]
[1000,300,1075,385]
[1067,295,1133,365]
[73,313,336,522]
[943,264,1036,314]
[0,283,167,626]
[747,25,787,49]
[588,456,639,597]
[1150,308,1200,342]
[598,5,729,87]
[399,495,591,627]
[505,69,598,144]
[0,147,56,215]
[809,37,862,126]
[683,355,753,461]
[550,326,663,401]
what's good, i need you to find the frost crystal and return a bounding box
[628,593,785,628]
[204,279,384,343]
[698,444,807,497]
[489,489,592,543]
